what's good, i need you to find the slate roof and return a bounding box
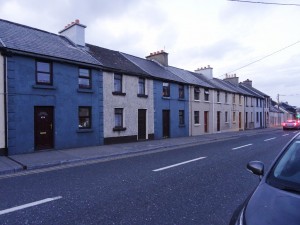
[270,105,283,113]
[213,79,255,96]
[0,19,100,66]
[191,74,236,92]
[279,102,297,114]
[86,44,149,76]
[122,53,187,83]
[165,66,213,88]
[239,83,269,98]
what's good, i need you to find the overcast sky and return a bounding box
[1,0,299,106]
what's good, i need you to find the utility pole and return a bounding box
[277,94,286,109]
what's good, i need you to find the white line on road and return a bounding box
[282,134,289,136]
[153,157,206,172]
[0,196,62,216]
[232,144,253,150]
[264,137,276,142]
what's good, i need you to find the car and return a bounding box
[230,133,300,225]
[282,120,300,130]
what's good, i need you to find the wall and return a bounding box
[0,54,5,151]
[6,55,103,155]
[103,72,154,144]
[154,80,189,139]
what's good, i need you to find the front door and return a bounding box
[217,111,220,132]
[34,106,54,150]
[204,111,209,133]
[138,109,147,140]
[245,112,248,129]
[239,112,242,129]
[162,110,170,138]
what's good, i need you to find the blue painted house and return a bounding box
[0,19,103,155]
[123,51,190,139]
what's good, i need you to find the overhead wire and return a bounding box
[227,0,300,7]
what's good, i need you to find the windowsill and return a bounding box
[77,88,94,93]
[162,96,171,100]
[179,124,186,127]
[32,84,56,90]
[137,94,148,98]
[113,127,127,132]
[217,102,221,104]
[233,122,236,124]
[178,98,185,101]
[194,124,201,127]
[112,92,126,96]
[77,128,93,133]
[204,101,210,103]
[225,122,229,124]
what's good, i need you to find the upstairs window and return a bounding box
[114,73,122,93]
[163,82,170,97]
[138,78,145,95]
[178,84,184,99]
[78,68,91,89]
[78,107,91,129]
[36,61,52,85]
[239,95,242,105]
[217,91,220,102]
[225,92,228,103]
[194,87,200,100]
[232,94,236,104]
[204,88,209,101]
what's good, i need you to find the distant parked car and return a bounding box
[282,120,300,130]
[229,133,300,225]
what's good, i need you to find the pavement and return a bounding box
[0,128,281,175]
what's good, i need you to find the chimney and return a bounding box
[59,19,86,46]
[146,50,168,66]
[194,65,213,79]
[224,74,239,85]
[242,79,252,87]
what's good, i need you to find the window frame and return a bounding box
[78,68,91,89]
[78,106,92,129]
[36,60,52,85]
[138,77,146,95]
[163,82,170,97]
[194,111,200,125]
[179,110,185,126]
[204,88,209,101]
[178,84,184,99]
[113,108,126,131]
[114,73,123,93]
[194,86,200,101]
[217,90,220,103]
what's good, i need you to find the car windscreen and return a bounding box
[267,139,300,192]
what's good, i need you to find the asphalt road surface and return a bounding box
[0,129,298,225]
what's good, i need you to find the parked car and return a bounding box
[282,120,300,130]
[230,133,300,225]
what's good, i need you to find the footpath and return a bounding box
[0,128,281,175]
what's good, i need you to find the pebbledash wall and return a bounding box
[153,80,189,139]
[0,54,5,153]
[103,71,154,144]
[6,55,103,155]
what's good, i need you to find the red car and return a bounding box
[282,120,300,130]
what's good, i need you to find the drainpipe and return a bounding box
[212,90,215,133]
[1,52,8,156]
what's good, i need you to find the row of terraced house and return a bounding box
[0,19,277,155]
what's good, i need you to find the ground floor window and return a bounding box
[79,107,91,129]
[114,108,124,128]
[194,111,200,124]
[179,110,185,125]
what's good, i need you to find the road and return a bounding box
[0,129,298,225]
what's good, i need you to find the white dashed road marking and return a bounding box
[153,157,206,172]
[232,144,253,150]
[264,137,276,142]
[282,134,289,137]
[0,196,62,216]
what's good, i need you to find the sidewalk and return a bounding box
[0,128,281,175]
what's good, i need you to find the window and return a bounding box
[251,98,254,107]
[257,112,259,122]
[78,107,91,129]
[36,61,52,85]
[78,68,91,89]
[204,88,209,101]
[245,96,248,106]
[194,87,200,100]
[194,111,200,124]
[225,92,228,103]
[179,110,185,125]
[251,112,253,122]
[114,73,122,93]
[225,112,228,123]
[239,95,242,105]
[232,94,236,104]
[178,84,184,99]
[163,82,170,97]
[114,108,124,129]
[256,98,259,107]
[233,112,236,122]
[217,91,220,102]
[138,78,146,95]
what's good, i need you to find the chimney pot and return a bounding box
[75,19,80,23]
